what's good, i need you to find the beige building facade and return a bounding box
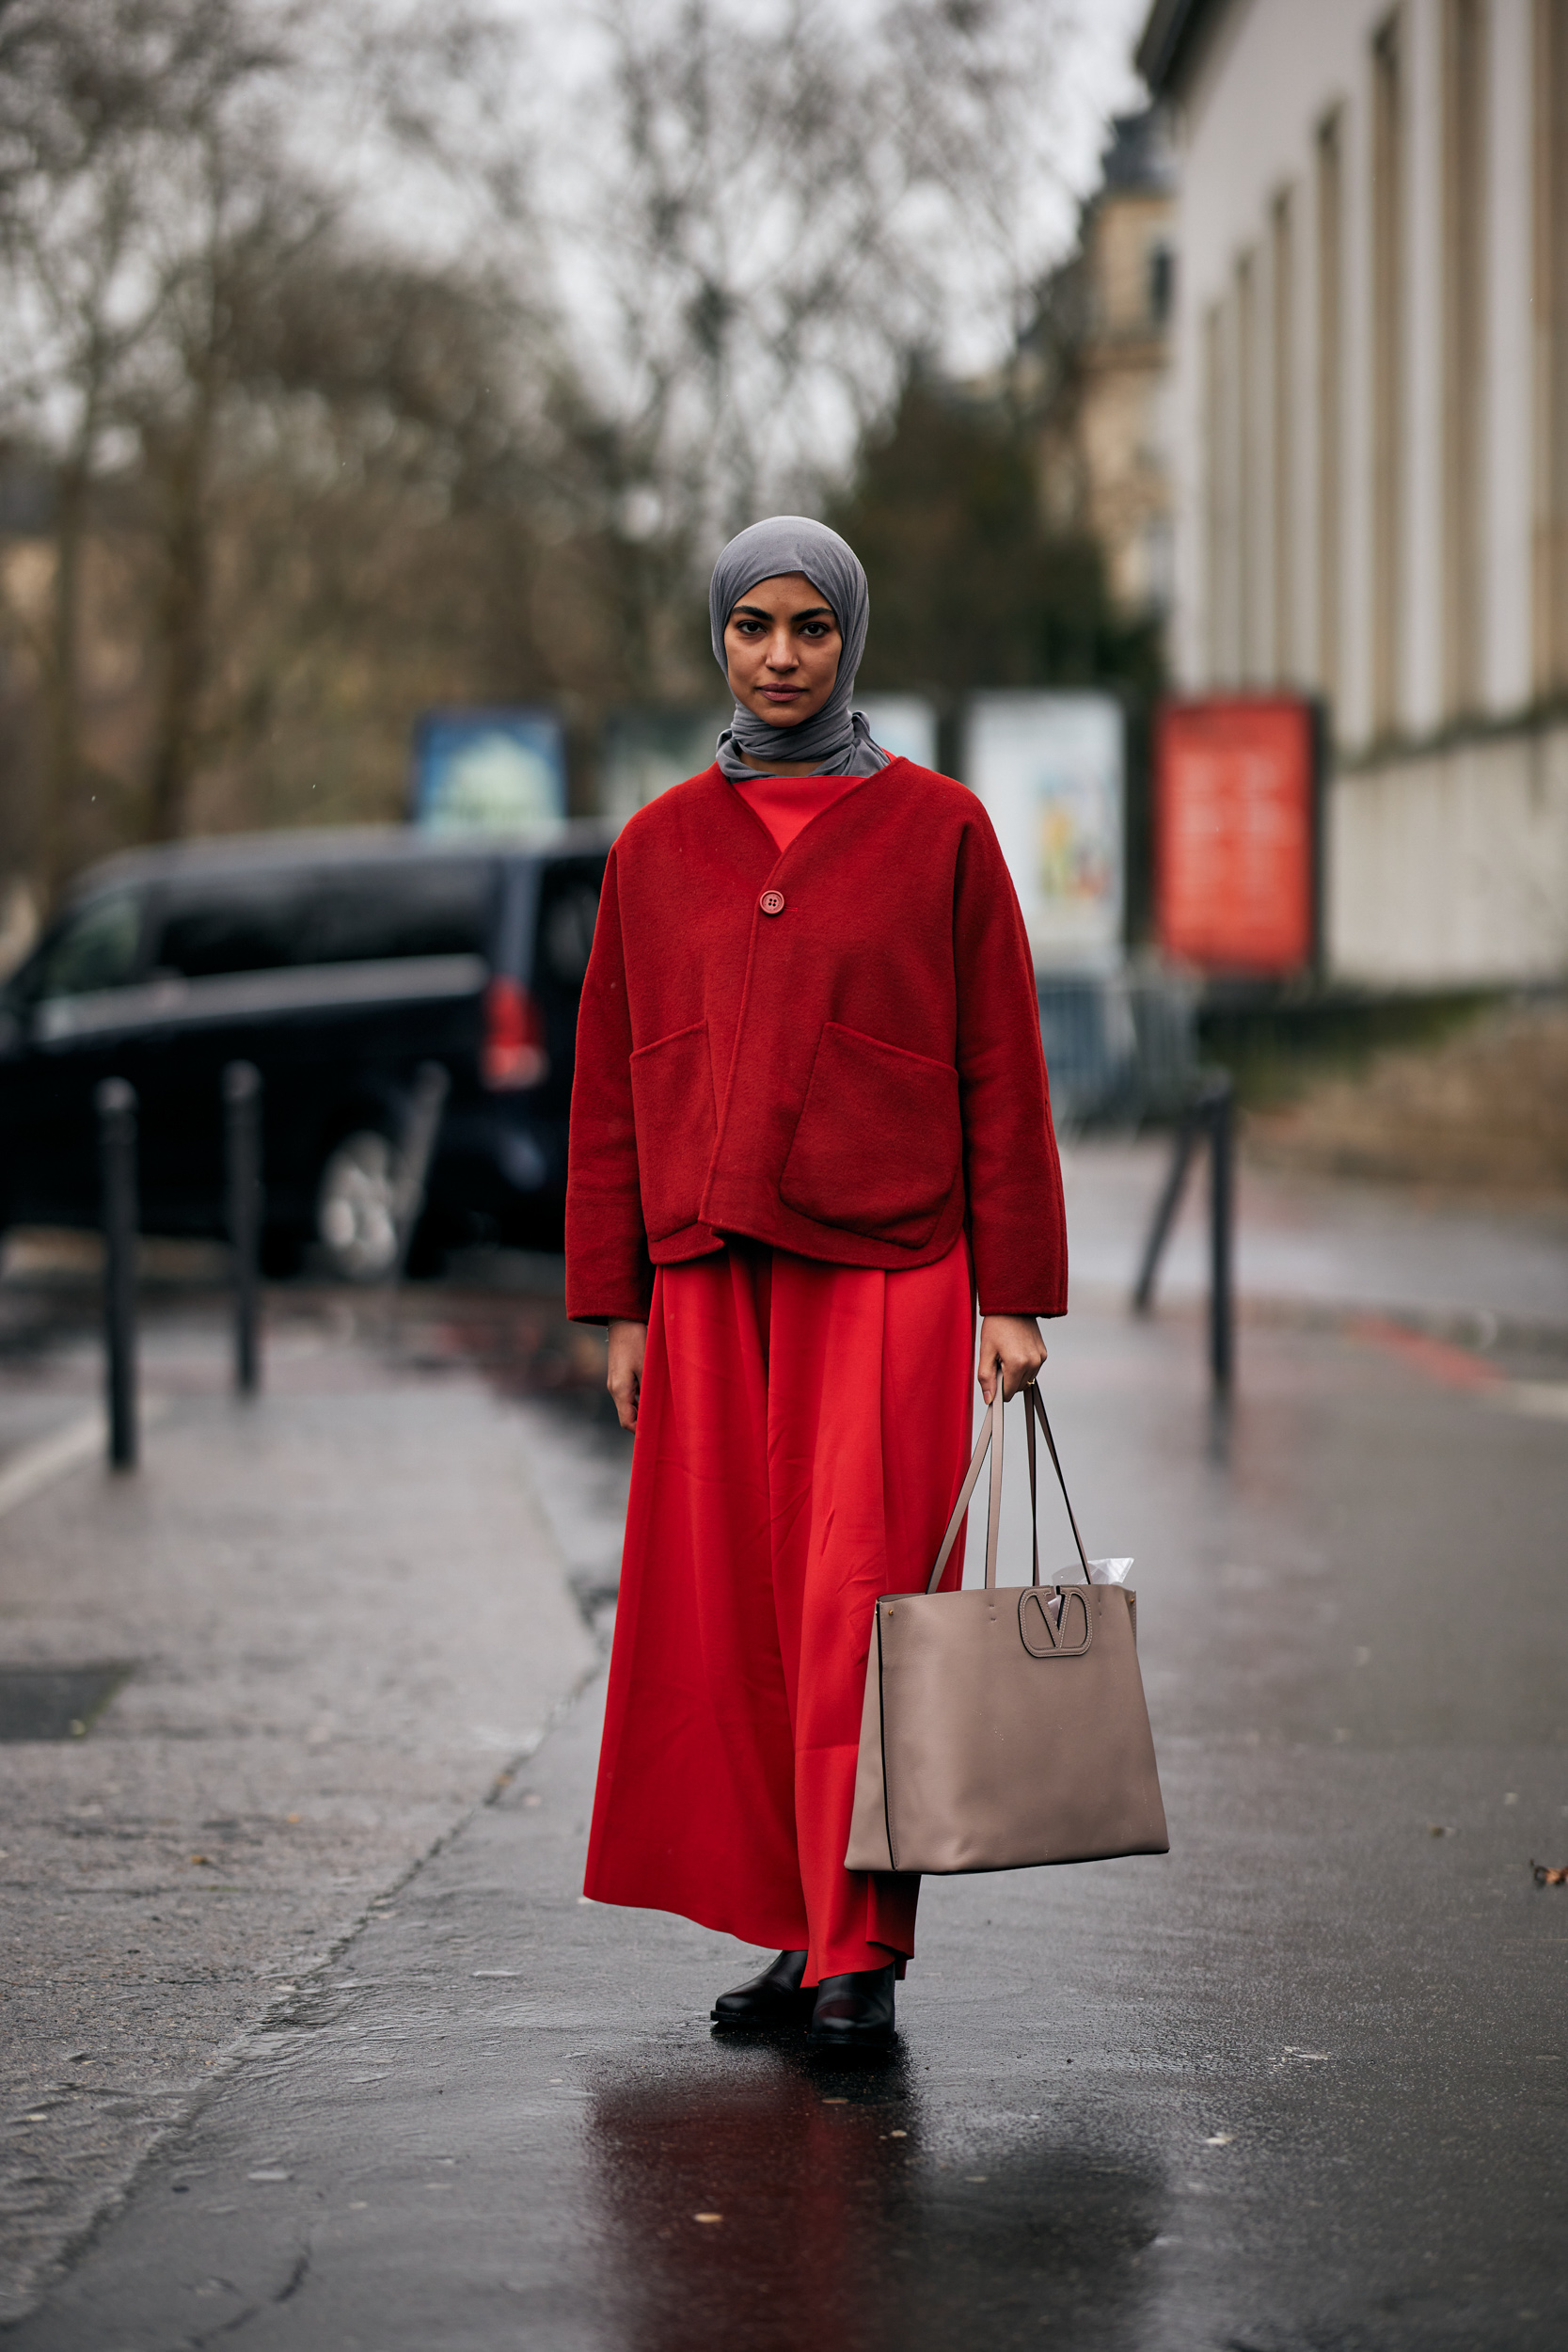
[1140,0,1568,985]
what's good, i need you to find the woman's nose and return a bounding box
[765,635,798,669]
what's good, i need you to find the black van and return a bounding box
[0,827,610,1277]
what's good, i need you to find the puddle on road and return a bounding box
[578,2041,1166,2348]
[0,1662,132,1741]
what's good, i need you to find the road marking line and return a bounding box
[0,1413,107,1519]
[1349,1316,1503,1390]
[0,1400,168,1520]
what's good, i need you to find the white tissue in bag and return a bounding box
[1041,1561,1132,1620]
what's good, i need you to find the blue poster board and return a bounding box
[411,709,566,834]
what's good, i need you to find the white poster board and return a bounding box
[858,695,938,771]
[598,710,728,829]
[964,691,1124,970]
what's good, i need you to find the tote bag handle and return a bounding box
[926,1379,1091,1597]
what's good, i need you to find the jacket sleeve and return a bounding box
[565,846,653,1324]
[952,810,1069,1319]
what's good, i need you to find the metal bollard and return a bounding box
[1207,1073,1235,1393]
[1131,1069,1237,1398]
[95,1077,139,1470]
[389,1061,451,1283]
[223,1060,262,1395]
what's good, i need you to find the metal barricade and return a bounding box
[1132,1072,1237,1396]
[1037,963,1199,1130]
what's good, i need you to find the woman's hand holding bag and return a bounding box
[976,1312,1047,1401]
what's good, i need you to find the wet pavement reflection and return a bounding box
[584,2039,1165,2351]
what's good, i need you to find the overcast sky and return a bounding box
[328,0,1154,514]
[356,0,1151,342]
[1027,0,1151,231]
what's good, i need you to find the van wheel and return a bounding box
[316,1129,401,1281]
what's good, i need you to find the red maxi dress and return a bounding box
[582,775,976,1984]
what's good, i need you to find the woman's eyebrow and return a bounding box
[730,601,836,624]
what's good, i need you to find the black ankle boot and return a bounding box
[808,1963,896,2048]
[712,1948,814,2028]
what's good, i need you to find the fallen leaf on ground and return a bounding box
[1531,1860,1568,1885]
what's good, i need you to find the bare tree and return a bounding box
[0,3,313,877]
[879,0,1086,373]
[537,0,1084,684]
[0,0,548,882]
[0,0,1110,889]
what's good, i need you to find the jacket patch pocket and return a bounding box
[629,1021,716,1241]
[780,1023,960,1247]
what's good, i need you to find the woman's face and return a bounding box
[723,571,842,729]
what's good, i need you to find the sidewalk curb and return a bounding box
[0,1655,610,2336]
[0,1376,607,2334]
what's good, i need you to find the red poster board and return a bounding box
[1155,697,1317,975]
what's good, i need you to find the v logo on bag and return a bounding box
[1018,1584,1092,1659]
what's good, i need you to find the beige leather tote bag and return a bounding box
[845,1382,1168,1875]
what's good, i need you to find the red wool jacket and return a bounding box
[564,758,1067,1324]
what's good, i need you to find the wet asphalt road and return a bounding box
[8,1291,1568,2351]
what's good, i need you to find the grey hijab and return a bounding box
[708,516,890,781]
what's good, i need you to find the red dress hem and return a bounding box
[583,1236,974,1982]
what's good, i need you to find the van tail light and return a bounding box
[483,977,549,1089]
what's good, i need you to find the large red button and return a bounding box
[759,888,785,915]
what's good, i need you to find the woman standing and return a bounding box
[566,516,1066,2048]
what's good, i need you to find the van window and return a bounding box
[151,882,306,978]
[537,865,601,988]
[147,861,493,980]
[31,893,143,1000]
[303,863,493,965]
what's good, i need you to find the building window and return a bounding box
[1317,108,1343,715]
[1443,0,1487,718]
[1534,0,1568,691]
[1237,247,1258,680]
[1143,514,1175,613]
[1272,188,1295,684]
[1370,11,1405,737]
[1148,242,1174,326]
